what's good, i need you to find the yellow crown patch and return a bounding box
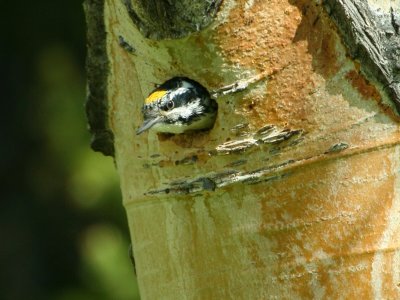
[145,90,167,104]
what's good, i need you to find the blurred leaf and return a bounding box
[80,225,140,300]
[69,150,119,208]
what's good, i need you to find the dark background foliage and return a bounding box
[1,1,139,299]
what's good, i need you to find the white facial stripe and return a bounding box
[167,98,204,121]
[168,87,188,99]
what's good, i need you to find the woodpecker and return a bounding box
[136,77,218,135]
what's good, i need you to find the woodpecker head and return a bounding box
[136,77,218,135]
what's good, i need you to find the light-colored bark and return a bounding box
[85,0,400,298]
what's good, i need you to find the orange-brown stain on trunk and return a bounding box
[215,0,398,131]
[255,147,397,297]
[345,70,400,122]
[215,0,343,131]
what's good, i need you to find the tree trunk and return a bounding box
[85,0,400,298]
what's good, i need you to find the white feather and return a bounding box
[167,98,204,121]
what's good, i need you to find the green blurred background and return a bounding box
[1,1,140,299]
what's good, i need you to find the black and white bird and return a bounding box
[136,77,218,135]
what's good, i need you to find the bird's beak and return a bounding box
[136,116,163,135]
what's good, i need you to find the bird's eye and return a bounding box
[166,100,174,110]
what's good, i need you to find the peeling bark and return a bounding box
[324,0,400,113]
[85,0,400,298]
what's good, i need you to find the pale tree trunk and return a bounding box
[85,0,400,298]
